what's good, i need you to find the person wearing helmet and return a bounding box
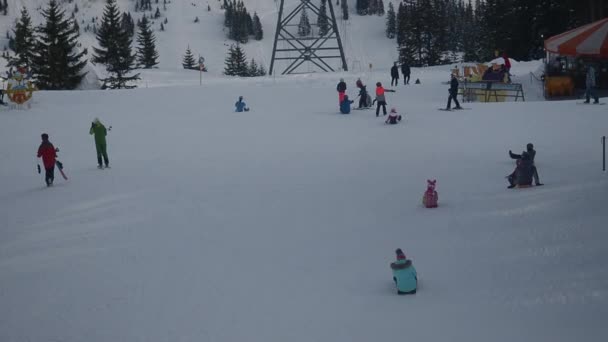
[390,248,417,295]
[90,118,110,169]
[37,133,58,186]
[340,94,354,114]
[336,78,347,106]
[385,107,402,124]
[235,96,249,112]
[374,82,395,117]
[509,143,542,186]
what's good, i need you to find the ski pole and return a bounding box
[600,135,606,171]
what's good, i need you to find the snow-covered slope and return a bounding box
[0,0,401,81]
[1,65,607,341]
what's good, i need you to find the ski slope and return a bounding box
[1,64,608,341]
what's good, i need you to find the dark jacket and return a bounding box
[510,148,536,163]
[391,65,399,78]
[401,64,410,75]
[449,77,459,94]
[515,157,534,186]
[337,81,347,92]
[358,85,368,97]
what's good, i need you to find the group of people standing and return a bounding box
[337,78,396,119]
[390,62,411,86]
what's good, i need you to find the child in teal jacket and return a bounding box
[391,248,417,295]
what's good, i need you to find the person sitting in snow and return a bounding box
[507,151,535,188]
[385,107,402,124]
[340,95,354,114]
[509,143,542,186]
[235,96,249,112]
[391,248,417,295]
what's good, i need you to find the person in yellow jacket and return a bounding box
[90,118,110,169]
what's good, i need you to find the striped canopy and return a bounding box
[545,17,608,57]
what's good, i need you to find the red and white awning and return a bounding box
[545,17,608,57]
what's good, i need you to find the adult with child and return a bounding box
[509,143,543,186]
[506,151,535,189]
[390,62,399,87]
[374,82,395,117]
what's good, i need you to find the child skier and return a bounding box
[357,85,370,109]
[385,107,402,124]
[235,96,250,112]
[37,133,57,187]
[340,95,354,114]
[374,82,395,117]
[90,118,110,169]
[390,248,417,295]
[337,78,347,105]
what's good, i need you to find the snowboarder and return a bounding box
[340,95,354,114]
[337,78,347,105]
[37,133,58,187]
[90,118,110,169]
[390,62,399,87]
[390,248,417,295]
[385,107,402,124]
[235,96,250,112]
[401,62,411,85]
[584,64,599,104]
[374,82,395,117]
[507,151,535,188]
[446,73,462,110]
[509,143,543,186]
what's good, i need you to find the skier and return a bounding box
[390,248,417,295]
[446,73,462,110]
[509,143,543,186]
[584,64,599,104]
[374,82,395,117]
[340,95,354,114]
[401,61,411,85]
[37,133,57,187]
[390,62,399,87]
[235,96,250,112]
[385,107,402,124]
[507,151,534,189]
[90,118,110,169]
[337,78,347,105]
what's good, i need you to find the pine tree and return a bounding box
[136,16,159,68]
[223,44,248,76]
[2,0,7,16]
[317,0,330,36]
[154,7,160,19]
[93,0,140,89]
[248,58,258,77]
[121,12,135,39]
[182,45,196,69]
[356,0,368,15]
[31,0,87,90]
[462,0,479,61]
[385,2,395,39]
[368,0,378,15]
[298,8,311,36]
[252,12,263,40]
[377,0,384,16]
[8,7,35,69]
[257,63,266,76]
[342,0,349,20]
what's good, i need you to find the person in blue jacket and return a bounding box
[340,95,354,114]
[235,96,249,112]
[391,248,417,295]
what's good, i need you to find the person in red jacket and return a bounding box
[37,133,57,186]
[502,52,511,82]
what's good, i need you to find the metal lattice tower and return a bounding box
[269,0,348,75]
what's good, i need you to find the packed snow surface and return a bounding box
[1,63,608,341]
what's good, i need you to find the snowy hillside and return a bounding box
[1,63,608,341]
[0,0,401,83]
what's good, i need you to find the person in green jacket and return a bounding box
[90,118,109,168]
